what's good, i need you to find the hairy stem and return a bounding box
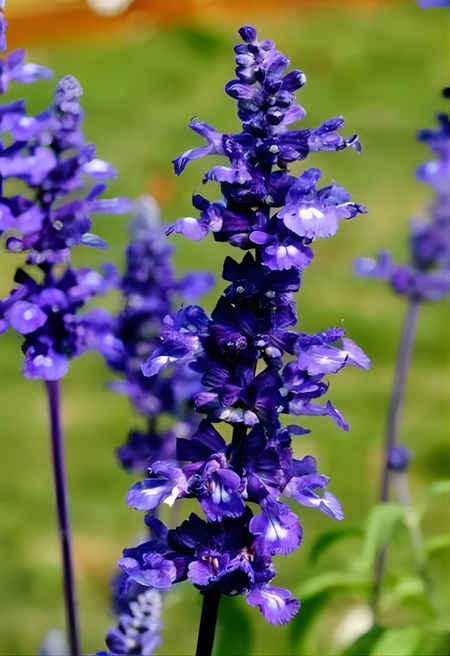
[46,381,81,656]
[195,589,221,656]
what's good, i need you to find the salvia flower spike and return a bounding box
[355,111,449,500]
[91,196,213,653]
[103,574,163,656]
[0,9,129,654]
[356,102,449,605]
[117,25,370,654]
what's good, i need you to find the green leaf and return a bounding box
[215,595,253,656]
[388,576,436,618]
[424,534,450,554]
[308,527,363,565]
[298,571,371,600]
[360,503,405,572]
[428,480,450,497]
[342,625,385,656]
[371,626,426,656]
[393,576,427,600]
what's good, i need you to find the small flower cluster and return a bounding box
[387,444,413,472]
[0,19,129,380]
[118,26,370,626]
[103,574,163,656]
[355,113,449,302]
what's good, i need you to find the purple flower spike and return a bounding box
[119,25,369,633]
[105,575,163,656]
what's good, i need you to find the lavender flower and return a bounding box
[119,26,369,639]
[355,114,449,302]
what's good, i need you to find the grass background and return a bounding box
[0,2,448,654]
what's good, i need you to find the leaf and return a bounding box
[342,625,385,656]
[388,576,436,619]
[393,576,427,601]
[298,571,370,600]
[428,480,450,497]
[371,626,426,656]
[308,527,363,565]
[424,534,450,554]
[360,503,405,572]
[215,595,253,656]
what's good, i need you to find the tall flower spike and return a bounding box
[118,26,370,654]
[356,98,449,604]
[90,197,213,654]
[103,574,163,656]
[0,10,129,654]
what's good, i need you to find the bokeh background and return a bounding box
[0,1,448,654]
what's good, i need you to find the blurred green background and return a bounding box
[0,1,448,655]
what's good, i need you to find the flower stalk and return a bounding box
[195,589,221,656]
[46,381,81,656]
[380,299,421,503]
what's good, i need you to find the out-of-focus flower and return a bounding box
[355,114,449,301]
[104,574,163,656]
[417,0,449,8]
[87,196,214,469]
[388,445,413,472]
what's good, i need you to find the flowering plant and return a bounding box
[115,25,370,654]
[0,9,128,654]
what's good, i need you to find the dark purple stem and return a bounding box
[380,299,421,502]
[46,380,81,656]
[195,588,221,656]
[374,299,421,608]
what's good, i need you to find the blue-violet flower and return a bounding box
[119,25,370,626]
[0,34,129,379]
[355,114,449,302]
